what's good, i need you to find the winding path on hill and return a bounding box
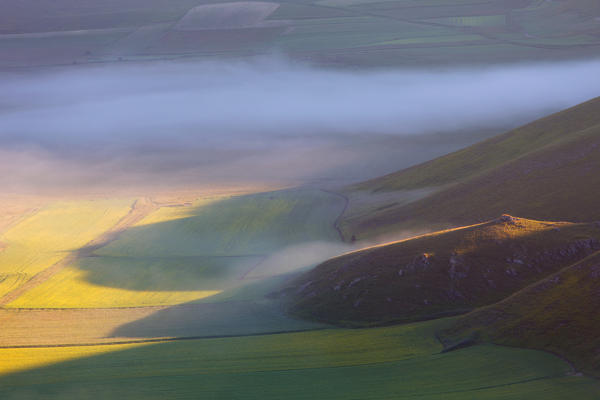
[319,188,349,242]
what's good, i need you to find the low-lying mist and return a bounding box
[247,229,435,279]
[2,56,600,192]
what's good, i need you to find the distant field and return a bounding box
[1,0,598,67]
[426,15,507,27]
[174,2,282,31]
[0,320,598,399]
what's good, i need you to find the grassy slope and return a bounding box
[8,188,345,308]
[440,250,600,377]
[341,96,600,239]
[282,217,600,325]
[1,320,598,399]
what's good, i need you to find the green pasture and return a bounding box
[0,319,598,399]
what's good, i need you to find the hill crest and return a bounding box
[280,216,600,325]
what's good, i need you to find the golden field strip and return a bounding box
[0,198,135,301]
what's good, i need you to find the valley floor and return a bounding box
[0,187,598,398]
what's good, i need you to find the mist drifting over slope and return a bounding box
[1,57,600,191]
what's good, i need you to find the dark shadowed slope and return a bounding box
[341,96,600,239]
[279,216,600,325]
[439,249,600,377]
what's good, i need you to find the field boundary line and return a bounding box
[0,327,330,349]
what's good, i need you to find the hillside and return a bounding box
[279,216,600,325]
[439,249,600,377]
[341,96,600,239]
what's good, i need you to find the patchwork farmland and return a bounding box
[1,0,599,67]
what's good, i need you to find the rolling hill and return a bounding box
[282,96,600,376]
[280,216,600,325]
[341,96,600,240]
[439,249,600,377]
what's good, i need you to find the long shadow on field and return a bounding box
[69,187,345,293]
[108,270,329,339]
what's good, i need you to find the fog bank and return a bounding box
[1,57,599,191]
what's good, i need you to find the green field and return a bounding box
[0,319,598,399]
[426,15,507,27]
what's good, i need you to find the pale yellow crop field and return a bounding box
[0,198,134,298]
[4,196,243,308]
[7,259,224,308]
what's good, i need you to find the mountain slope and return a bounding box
[439,249,600,377]
[341,97,600,239]
[279,216,600,325]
